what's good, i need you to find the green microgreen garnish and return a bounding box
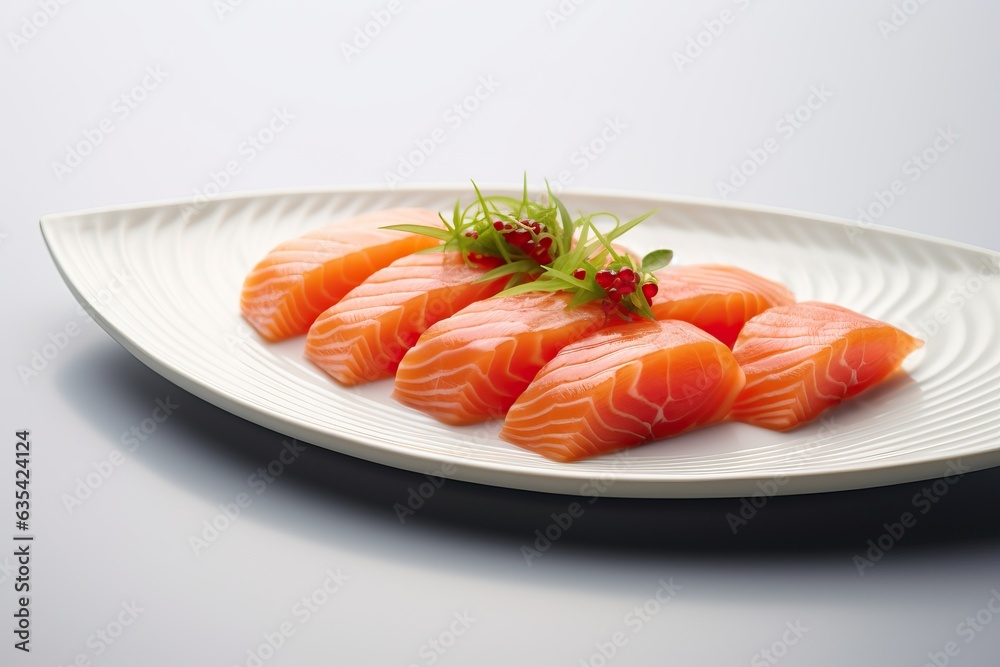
[382,174,572,286]
[496,211,672,319]
[383,175,673,319]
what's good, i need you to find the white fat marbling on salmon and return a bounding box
[731,302,922,431]
[500,320,746,462]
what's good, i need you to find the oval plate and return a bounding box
[40,186,1000,498]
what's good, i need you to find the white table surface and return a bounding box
[3,1,999,665]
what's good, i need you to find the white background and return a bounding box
[2,1,1000,665]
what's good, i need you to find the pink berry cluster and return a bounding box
[463,219,554,266]
[496,219,554,264]
[573,265,658,312]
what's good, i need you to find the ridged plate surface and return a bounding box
[41,186,1000,498]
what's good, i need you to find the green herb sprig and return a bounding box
[497,211,672,319]
[384,176,673,318]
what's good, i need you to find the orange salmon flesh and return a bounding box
[394,292,608,425]
[730,301,923,431]
[241,208,441,341]
[305,252,508,385]
[500,319,746,462]
[650,264,795,348]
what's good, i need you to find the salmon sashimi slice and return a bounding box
[305,252,509,385]
[241,208,442,341]
[730,301,923,431]
[393,292,608,425]
[650,265,795,348]
[500,320,746,462]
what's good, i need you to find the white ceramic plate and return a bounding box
[41,186,1000,498]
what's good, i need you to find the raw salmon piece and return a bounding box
[730,302,923,431]
[650,265,795,348]
[305,252,509,385]
[393,292,607,425]
[500,320,746,462]
[241,208,441,341]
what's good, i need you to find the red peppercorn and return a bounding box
[641,283,658,301]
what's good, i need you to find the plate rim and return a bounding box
[38,182,1000,258]
[39,184,1000,498]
